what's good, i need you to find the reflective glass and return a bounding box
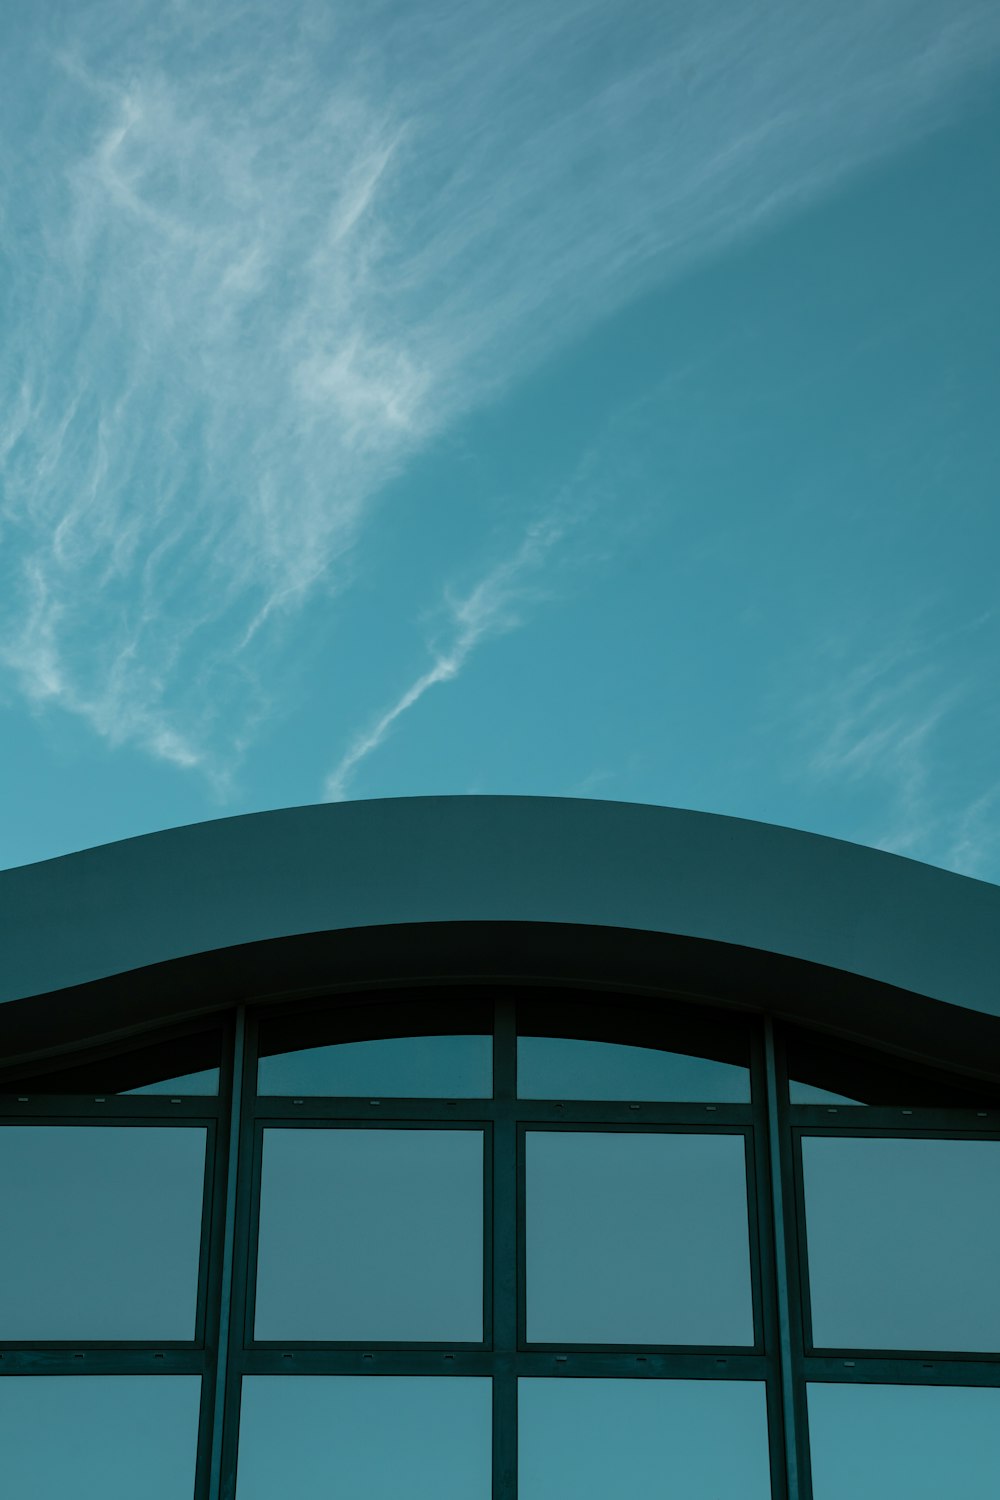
[0,1125,207,1339]
[526,1131,754,1344]
[127,1068,220,1095]
[258,1034,491,1097]
[0,1029,221,1095]
[802,1136,1000,1351]
[519,1378,772,1500]
[808,1383,1000,1500]
[789,1080,863,1105]
[518,1035,750,1101]
[787,1026,1000,1107]
[0,1376,201,1500]
[255,1128,484,1341]
[237,1376,491,1500]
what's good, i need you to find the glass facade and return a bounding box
[236,1376,492,1499]
[525,1129,754,1344]
[254,1126,485,1341]
[0,1375,203,1500]
[1,990,999,1499]
[0,1125,208,1341]
[519,1378,773,1500]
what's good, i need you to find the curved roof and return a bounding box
[2,797,999,1072]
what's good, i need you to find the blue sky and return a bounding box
[2,0,999,874]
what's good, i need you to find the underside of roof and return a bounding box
[2,797,998,1080]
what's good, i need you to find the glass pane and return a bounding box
[526,1131,754,1345]
[255,1128,484,1341]
[790,1080,864,1105]
[258,1035,491,1097]
[519,1378,772,1500]
[518,1036,750,1101]
[257,994,492,1098]
[787,1027,1000,1107]
[0,1126,207,1339]
[517,993,751,1102]
[126,1068,220,1096]
[808,1383,1000,1500]
[237,1377,490,1500]
[0,1376,201,1500]
[802,1136,1000,1351]
[0,1029,221,1095]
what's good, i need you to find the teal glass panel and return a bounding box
[0,1126,206,1339]
[526,1131,754,1345]
[802,1136,1000,1351]
[0,1376,201,1499]
[789,1080,862,1104]
[126,1068,220,1095]
[255,1128,484,1341]
[786,1026,1000,1107]
[257,1034,491,1097]
[519,1378,772,1500]
[0,1029,221,1095]
[236,1376,491,1500]
[808,1383,1000,1500]
[518,1035,750,1101]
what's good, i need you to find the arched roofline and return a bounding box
[1,797,998,1074]
[2,921,1000,1087]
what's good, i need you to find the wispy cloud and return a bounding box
[942,784,1000,880]
[3,0,998,774]
[323,509,570,801]
[794,623,1000,877]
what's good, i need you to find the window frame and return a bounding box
[3,988,1000,1500]
[0,1013,239,1500]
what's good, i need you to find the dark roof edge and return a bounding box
[2,796,998,1020]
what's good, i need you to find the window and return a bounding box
[3,989,999,1499]
[518,993,751,1101]
[236,1376,492,1499]
[519,1378,772,1500]
[0,1125,208,1341]
[253,1126,485,1341]
[0,1376,203,1500]
[800,1135,1000,1352]
[0,1027,222,1097]
[525,1129,754,1345]
[806,1383,1000,1499]
[256,993,492,1097]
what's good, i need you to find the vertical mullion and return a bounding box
[493,995,518,1500]
[763,1017,806,1500]
[207,1006,247,1500]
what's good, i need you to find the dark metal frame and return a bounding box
[767,1023,1000,1500]
[0,1010,240,1500]
[241,1117,494,1352]
[2,989,1000,1500]
[214,989,788,1500]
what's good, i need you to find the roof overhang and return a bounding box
[2,797,998,1075]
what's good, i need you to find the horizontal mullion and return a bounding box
[523,1339,762,1358]
[806,1340,1000,1363]
[237,1350,497,1376]
[248,1339,488,1354]
[251,1098,492,1121]
[235,1348,772,1378]
[514,1350,773,1379]
[512,1102,754,1125]
[0,1349,206,1374]
[804,1355,1000,1386]
[0,1098,222,1120]
[788,1106,1000,1133]
[0,1338,204,1352]
[250,1100,755,1125]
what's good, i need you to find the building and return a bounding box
[1,794,999,1499]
